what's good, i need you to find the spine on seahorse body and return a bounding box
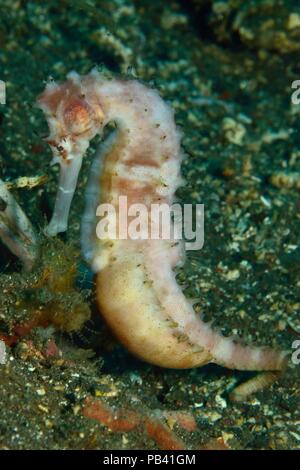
[37,70,288,372]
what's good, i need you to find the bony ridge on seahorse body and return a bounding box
[37,69,288,390]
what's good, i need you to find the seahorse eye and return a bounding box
[63,99,92,135]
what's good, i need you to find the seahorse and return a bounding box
[37,70,287,394]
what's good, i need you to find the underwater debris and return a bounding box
[0,178,38,271]
[198,436,230,451]
[82,397,187,450]
[89,27,133,74]
[0,238,91,346]
[229,371,283,403]
[270,172,300,190]
[5,174,48,191]
[192,0,300,54]
[82,396,232,450]
[222,117,246,146]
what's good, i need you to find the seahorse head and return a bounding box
[37,71,105,164]
[37,71,106,236]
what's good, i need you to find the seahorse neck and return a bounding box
[93,79,183,207]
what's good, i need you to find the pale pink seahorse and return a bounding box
[37,70,287,394]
